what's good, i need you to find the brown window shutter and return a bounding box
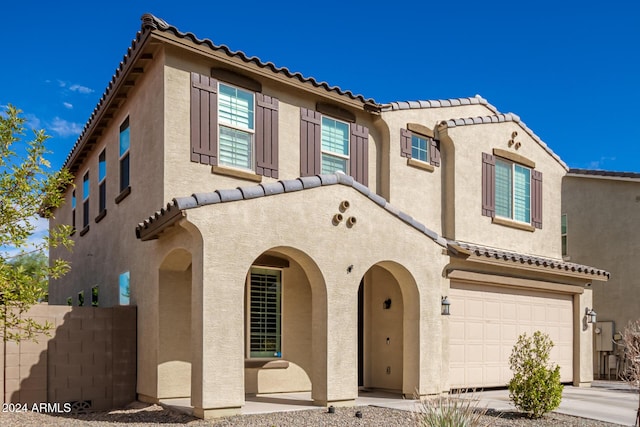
[190,72,218,165]
[430,139,441,167]
[255,93,279,178]
[300,108,321,176]
[400,128,412,158]
[481,152,495,217]
[531,170,543,228]
[350,124,369,186]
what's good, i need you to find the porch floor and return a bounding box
[160,390,419,416]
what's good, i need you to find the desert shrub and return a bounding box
[414,390,490,427]
[508,331,563,419]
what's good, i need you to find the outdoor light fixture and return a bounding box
[586,307,597,324]
[441,296,451,316]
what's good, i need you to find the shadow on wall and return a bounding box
[5,305,136,414]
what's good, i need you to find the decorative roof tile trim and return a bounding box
[568,168,640,180]
[62,14,377,172]
[136,172,447,248]
[380,95,500,114]
[440,113,569,171]
[448,241,610,279]
[145,14,376,106]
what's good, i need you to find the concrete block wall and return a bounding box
[3,304,136,412]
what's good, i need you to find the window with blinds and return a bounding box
[495,158,531,223]
[249,268,282,358]
[320,116,349,174]
[219,83,254,170]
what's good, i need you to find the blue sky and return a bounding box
[2,0,639,175]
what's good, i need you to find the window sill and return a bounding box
[244,359,289,369]
[115,186,131,204]
[95,209,107,223]
[79,225,90,236]
[407,158,435,172]
[212,165,262,182]
[492,216,535,232]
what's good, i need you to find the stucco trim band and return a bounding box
[448,270,585,295]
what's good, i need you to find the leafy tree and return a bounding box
[508,331,563,419]
[8,252,49,302]
[0,104,73,342]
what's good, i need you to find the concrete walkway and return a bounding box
[161,381,638,425]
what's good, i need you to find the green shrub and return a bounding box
[508,331,563,419]
[414,390,490,427]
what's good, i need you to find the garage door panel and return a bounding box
[450,282,573,388]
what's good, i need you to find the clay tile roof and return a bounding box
[439,113,568,171]
[136,172,447,247]
[449,241,610,279]
[568,168,640,180]
[381,95,500,114]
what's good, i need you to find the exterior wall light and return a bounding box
[441,296,451,316]
[586,307,597,324]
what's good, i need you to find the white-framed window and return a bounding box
[561,214,568,256]
[495,158,531,223]
[218,83,255,170]
[411,134,429,163]
[321,116,349,174]
[247,267,282,358]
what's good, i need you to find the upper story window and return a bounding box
[400,125,440,170]
[482,151,542,230]
[321,117,350,174]
[495,158,530,223]
[71,190,76,232]
[97,149,107,221]
[119,118,130,193]
[300,106,369,186]
[411,134,429,163]
[218,83,255,170]
[82,172,90,230]
[190,72,279,179]
[561,214,568,256]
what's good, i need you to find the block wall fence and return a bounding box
[1,305,136,412]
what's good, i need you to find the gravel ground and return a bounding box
[0,401,627,427]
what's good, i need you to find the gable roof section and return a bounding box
[136,172,448,248]
[438,113,569,171]
[62,13,378,173]
[567,168,640,181]
[380,95,500,114]
[448,241,610,279]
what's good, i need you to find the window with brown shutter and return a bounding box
[300,108,369,186]
[482,152,496,218]
[531,170,543,229]
[400,127,441,168]
[190,72,279,178]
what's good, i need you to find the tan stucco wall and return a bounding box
[444,122,565,258]
[49,46,166,308]
[562,175,640,375]
[162,45,380,201]
[170,183,447,415]
[363,265,404,391]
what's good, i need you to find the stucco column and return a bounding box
[191,242,245,418]
[313,269,359,406]
[574,289,594,386]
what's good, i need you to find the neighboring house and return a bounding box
[49,14,608,419]
[562,169,640,379]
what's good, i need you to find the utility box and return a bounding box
[595,321,614,352]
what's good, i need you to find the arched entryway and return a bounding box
[158,248,193,398]
[358,261,420,396]
[243,247,327,401]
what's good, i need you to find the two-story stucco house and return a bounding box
[562,169,640,379]
[49,14,609,418]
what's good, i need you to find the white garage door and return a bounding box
[449,282,573,388]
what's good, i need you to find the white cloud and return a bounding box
[586,156,616,169]
[48,117,82,137]
[25,113,42,130]
[63,102,73,109]
[69,84,94,94]
[57,80,66,88]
